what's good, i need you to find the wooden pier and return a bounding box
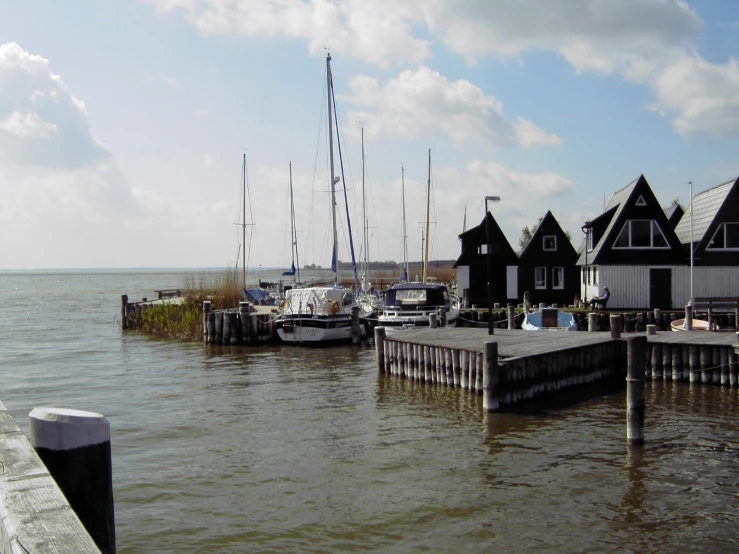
[375,327,739,412]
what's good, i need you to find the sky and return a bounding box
[1,0,739,270]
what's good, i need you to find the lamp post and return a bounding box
[581,221,591,307]
[485,195,501,335]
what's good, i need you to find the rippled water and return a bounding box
[1,270,737,553]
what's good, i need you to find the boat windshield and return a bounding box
[386,287,447,308]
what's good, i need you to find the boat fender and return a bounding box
[330,301,340,314]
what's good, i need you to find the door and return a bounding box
[649,268,672,309]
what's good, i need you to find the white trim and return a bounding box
[612,219,670,249]
[535,266,546,289]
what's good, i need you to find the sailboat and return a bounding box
[275,53,359,343]
[378,150,460,327]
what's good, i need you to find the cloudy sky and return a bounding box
[2,0,739,270]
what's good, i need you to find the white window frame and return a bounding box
[635,195,647,206]
[612,219,670,249]
[586,228,594,252]
[707,222,739,250]
[535,267,546,289]
[552,267,564,289]
[543,235,557,251]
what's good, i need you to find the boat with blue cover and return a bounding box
[522,307,578,331]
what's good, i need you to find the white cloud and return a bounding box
[146,0,739,137]
[0,110,57,138]
[146,0,431,68]
[158,73,182,88]
[344,67,559,148]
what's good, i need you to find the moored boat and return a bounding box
[378,282,459,327]
[522,307,578,331]
[670,318,717,331]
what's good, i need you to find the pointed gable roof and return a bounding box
[454,212,518,267]
[519,211,576,260]
[674,178,738,245]
[663,202,684,231]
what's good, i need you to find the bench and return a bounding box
[692,297,739,330]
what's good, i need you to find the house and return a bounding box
[454,212,518,308]
[577,175,685,309]
[672,176,739,301]
[518,211,579,307]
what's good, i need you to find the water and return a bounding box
[1,270,738,553]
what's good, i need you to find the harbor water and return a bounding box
[0,270,737,553]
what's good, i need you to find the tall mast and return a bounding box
[402,167,408,280]
[326,53,339,285]
[362,127,368,288]
[423,148,431,283]
[689,180,694,306]
[242,152,247,289]
[289,161,300,284]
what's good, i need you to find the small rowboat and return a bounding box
[522,308,578,331]
[670,318,717,331]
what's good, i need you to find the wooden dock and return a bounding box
[375,327,739,411]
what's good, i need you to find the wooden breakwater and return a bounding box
[374,327,625,411]
[0,402,101,553]
[121,295,278,345]
[374,326,739,412]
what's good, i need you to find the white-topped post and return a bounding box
[30,407,115,553]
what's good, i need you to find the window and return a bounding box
[535,267,546,289]
[586,228,594,252]
[543,235,557,251]
[478,244,488,254]
[552,267,564,289]
[707,223,739,250]
[613,220,669,249]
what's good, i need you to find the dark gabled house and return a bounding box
[454,212,518,308]
[576,175,685,309]
[518,211,579,307]
[672,177,739,300]
[664,202,684,232]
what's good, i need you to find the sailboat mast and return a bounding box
[423,148,431,283]
[326,53,339,285]
[289,161,300,284]
[401,167,408,280]
[242,152,247,289]
[362,127,367,282]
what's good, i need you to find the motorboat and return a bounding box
[377,283,459,327]
[522,307,578,331]
[670,318,717,331]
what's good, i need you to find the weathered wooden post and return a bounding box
[685,304,693,330]
[351,306,360,344]
[203,301,212,343]
[222,311,234,345]
[626,336,646,445]
[429,312,437,328]
[654,308,661,330]
[646,324,657,335]
[439,307,447,328]
[29,407,116,553]
[238,302,251,345]
[214,311,224,345]
[483,341,499,412]
[689,345,700,382]
[120,294,128,329]
[588,312,598,332]
[507,305,515,330]
[206,311,216,345]
[610,314,621,339]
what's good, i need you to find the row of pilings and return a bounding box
[373,327,624,411]
[457,306,739,332]
[202,301,276,345]
[644,339,739,385]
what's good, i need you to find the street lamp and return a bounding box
[485,195,501,335]
[581,220,591,307]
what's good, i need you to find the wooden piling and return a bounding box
[662,344,671,381]
[588,313,597,332]
[214,311,224,345]
[689,345,700,382]
[610,314,621,339]
[626,336,646,445]
[483,341,499,412]
[120,294,128,329]
[206,311,216,345]
[202,301,212,343]
[720,348,730,386]
[507,305,515,330]
[223,311,234,345]
[685,304,693,330]
[239,302,250,345]
[646,324,657,335]
[29,407,116,553]
[700,346,711,383]
[374,327,386,374]
[654,308,661,330]
[672,345,682,381]
[351,306,360,344]
[429,312,437,328]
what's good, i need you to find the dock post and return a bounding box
[429,312,437,328]
[700,347,711,383]
[223,311,234,345]
[507,305,515,330]
[720,348,730,386]
[206,311,216,345]
[588,312,598,332]
[654,308,661,330]
[483,341,499,412]
[214,311,224,345]
[29,407,115,553]
[439,308,447,328]
[120,294,128,329]
[351,306,360,344]
[626,336,646,445]
[646,324,657,335]
[203,301,212,343]
[239,302,251,345]
[610,314,621,339]
[689,345,700,382]
[685,304,693,330]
